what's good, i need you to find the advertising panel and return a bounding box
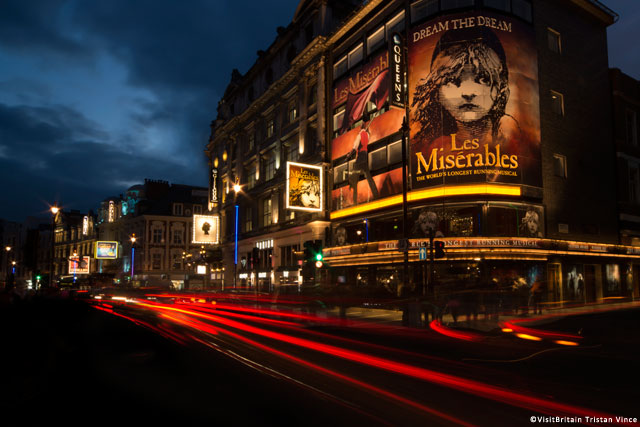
[286,162,323,212]
[408,11,541,189]
[95,241,118,259]
[331,49,405,211]
[193,214,220,244]
[68,256,90,275]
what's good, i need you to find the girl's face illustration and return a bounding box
[439,63,493,123]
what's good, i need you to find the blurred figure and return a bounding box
[529,279,544,315]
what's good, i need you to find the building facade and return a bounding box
[96,179,211,289]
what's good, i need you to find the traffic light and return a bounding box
[434,240,445,259]
[304,240,324,268]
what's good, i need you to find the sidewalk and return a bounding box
[322,299,640,333]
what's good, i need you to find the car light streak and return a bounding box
[164,312,474,426]
[429,320,484,342]
[515,333,542,341]
[501,320,583,341]
[132,300,624,422]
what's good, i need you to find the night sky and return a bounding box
[0,0,638,223]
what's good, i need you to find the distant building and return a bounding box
[96,179,210,289]
[52,209,97,286]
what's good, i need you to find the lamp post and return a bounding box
[130,234,136,285]
[72,249,77,285]
[233,181,241,289]
[4,246,11,290]
[50,205,59,288]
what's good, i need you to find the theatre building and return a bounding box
[323,0,640,304]
[206,1,361,291]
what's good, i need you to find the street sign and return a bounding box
[419,247,427,260]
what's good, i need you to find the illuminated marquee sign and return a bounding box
[286,162,323,212]
[95,241,118,259]
[209,167,218,209]
[82,216,89,236]
[68,256,90,274]
[193,214,220,244]
[389,32,405,109]
[108,201,116,222]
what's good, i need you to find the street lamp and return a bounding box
[130,234,136,284]
[49,205,59,288]
[72,249,77,284]
[233,181,241,289]
[4,246,11,290]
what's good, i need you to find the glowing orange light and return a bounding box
[554,340,579,346]
[501,328,513,333]
[515,333,542,341]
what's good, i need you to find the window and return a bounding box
[263,198,272,227]
[484,0,509,12]
[512,0,533,22]
[388,140,402,165]
[152,228,163,243]
[193,205,202,214]
[334,163,349,185]
[547,28,561,53]
[386,11,405,39]
[288,102,298,123]
[367,26,385,55]
[245,207,253,232]
[441,0,474,10]
[411,0,438,24]
[348,43,364,68]
[333,106,345,136]
[286,144,299,163]
[553,154,567,178]
[630,164,640,203]
[369,147,387,171]
[308,83,317,106]
[550,91,564,116]
[247,164,257,189]
[152,253,162,270]
[173,230,183,244]
[333,56,347,79]
[627,109,638,146]
[264,151,276,181]
[173,203,183,216]
[266,119,275,138]
[172,254,182,270]
[248,132,255,152]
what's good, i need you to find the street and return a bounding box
[2,293,638,426]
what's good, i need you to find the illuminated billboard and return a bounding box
[331,49,405,211]
[286,162,323,212]
[193,214,220,244]
[408,11,541,190]
[95,241,118,259]
[68,256,90,274]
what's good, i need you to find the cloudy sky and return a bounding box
[0,0,638,222]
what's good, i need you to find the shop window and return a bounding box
[411,0,439,24]
[553,153,567,178]
[547,28,561,53]
[333,55,347,79]
[367,26,385,55]
[348,43,363,69]
[627,109,638,146]
[550,91,564,116]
